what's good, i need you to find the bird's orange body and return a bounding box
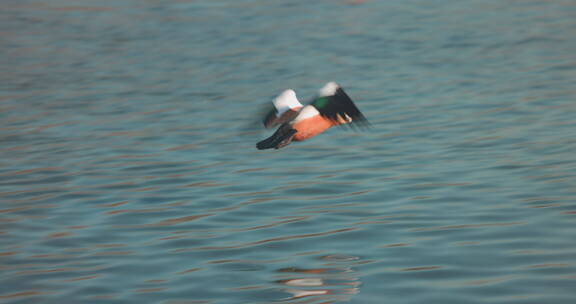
[292,115,338,141]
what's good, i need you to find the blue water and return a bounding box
[1,0,576,303]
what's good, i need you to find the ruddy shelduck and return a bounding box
[257,82,368,150]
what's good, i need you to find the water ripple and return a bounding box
[1,0,576,303]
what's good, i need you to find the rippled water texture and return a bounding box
[2,0,576,303]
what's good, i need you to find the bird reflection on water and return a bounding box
[275,255,360,303]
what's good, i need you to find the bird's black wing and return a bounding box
[310,87,369,128]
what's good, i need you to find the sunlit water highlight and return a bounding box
[1,0,576,303]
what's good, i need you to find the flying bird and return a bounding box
[257,82,368,150]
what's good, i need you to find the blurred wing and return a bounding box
[238,101,278,136]
[262,106,280,129]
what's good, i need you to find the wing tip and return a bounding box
[319,82,340,97]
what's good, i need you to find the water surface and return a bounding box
[1,0,576,303]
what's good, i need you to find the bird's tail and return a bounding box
[256,125,297,150]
